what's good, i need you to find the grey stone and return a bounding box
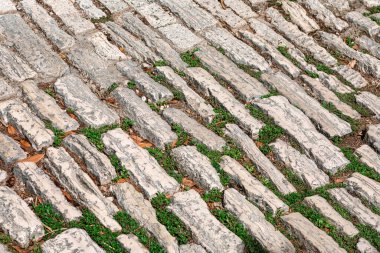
[254,96,349,174]
[102,128,179,198]
[169,190,245,253]
[0,244,10,253]
[363,0,380,7]
[117,234,149,253]
[63,134,117,185]
[281,212,347,253]
[332,65,368,89]
[158,24,203,53]
[281,0,320,33]
[54,74,120,128]
[111,87,177,149]
[0,0,16,14]
[111,183,179,253]
[85,32,127,61]
[319,0,350,15]
[0,132,26,164]
[0,78,16,101]
[42,228,105,253]
[225,124,296,195]
[357,35,380,59]
[163,108,225,151]
[346,173,380,209]
[97,0,128,13]
[346,11,380,37]
[44,147,121,232]
[304,195,359,237]
[76,0,106,19]
[318,71,355,92]
[136,2,177,28]
[0,170,7,184]
[0,186,44,248]
[356,92,380,119]
[224,188,295,253]
[357,238,379,253]
[179,244,207,253]
[366,124,380,152]
[223,0,258,19]
[356,145,380,174]
[171,146,224,191]
[14,162,82,222]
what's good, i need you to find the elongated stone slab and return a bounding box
[281,212,346,253]
[85,32,127,61]
[156,66,215,124]
[356,92,380,119]
[14,162,82,221]
[332,65,368,89]
[224,188,295,253]
[328,188,380,233]
[98,0,128,13]
[319,0,350,15]
[163,108,225,151]
[21,0,75,50]
[357,36,380,59]
[21,80,79,132]
[76,0,106,19]
[0,186,44,248]
[117,61,173,103]
[44,147,121,232]
[225,124,296,195]
[254,96,349,174]
[102,128,179,198]
[0,0,16,14]
[346,11,380,37]
[356,145,380,174]
[169,190,245,253]
[346,173,380,208]
[223,0,258,19]
[54,74,120,128]
[63,134,117,185]
[203,27,269,71]
[0,133,26,163]
[112,183,179,253]
[117,234,149,253]
[136,2,177,28]
[262,72,352,137]
[0,78,16,102]
[180,244,207,253]
[194,45,268,101]
[171,146,223,190]
[270,139,330,189]
[220,155,288,213]
[0,170,7,184]
[281,0,319,33]
[266,7,337,67]
[186,67,264,138]
[42,228,105,253]
[301,75,361,120]
[366,124,380,152]
[111,88,177,149]
[357,238,379,253]
[363,0,380,7]
[304,195,359,237]
[0,244,10,253]
[0,14,68,82]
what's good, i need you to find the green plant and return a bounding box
[121,118,134,131]
[153,60,168,67]
[305,70,319,78]
[44,88,56,98]
[207,107,237,136]
[238,64,262,79]
[180,49,201,67]
[109,154,129,181]
[173,90,185,101]
[127,81,136,89]
[277,46,301,68]
[335,92,373,117]
[261,89,279,99]
[107,83,119,93]
[345,37,355,48]
[322,102,359,132]
[202,188,223,202]
[80,125,118,151]
[45,122,65,147]
[172,124,191,147]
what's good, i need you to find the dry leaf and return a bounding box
[20,139,31,149]
[352,44,359,50]
[255,141,264,148]
[171,140,177,148]
[64,131,75,137]
[62,190,74,202]
[182,178,195,187]
[138,142,153,148]
[19,153,45,163]
[12,245,27,253]
[334,177,346,183]
[7,125,17,135]
[105,97,116,104]
[116,178,128,184]
[348,59,357,68]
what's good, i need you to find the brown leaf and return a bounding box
[352,44,359,50]
[334,177,346,183]
[138,142,154,148]
[119,47,125,53]
[105,97,116,104]
[64,131,75,137]
[12,245,27,253]
[131,133,153,148]
[347,59,357,68]
[68,113,78,120]
[171,140,177,148]
[20,139,31,149]
[255,141,264,148]
[116,178,128,184]
[18,153,45,163]
[7,125,17,135]
[62,190,74,202]
[182,178,195,187]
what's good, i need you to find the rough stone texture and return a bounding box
[97,0,128,13]
[328,188,380,233]
[102,128,179,198]
[14,162,82,222]
[0,170,7,184]
[366,124,380,152]
[194,45,268,101]
[0,132,26,164]
[356,145,380,174]
[77,0,106,19]
[319,0,350,15]
[44,147,121,232]
[158,24,203,53]
[111,87,177,149]
[136,2,177,28]
[223,0,258,19]
[42,228,105,253]
[54,74,120,128]
[156,66,215,124]
[163,108,225,151]
[117,61,173,103]
[357,36,380,59]
[169,190,245,253]
[304,195,359,237]
[224,188,295,253]
[357,238,379,253]
[346,11,380,37]
[225,123,296,195]
[0,0,16,14]
[346,173,380,208]
[220,155,289,213]
[356,92,380,119]
[254,96,350,174]
[63,134,117,185]
[186,67,264,138]
[0,78,16,102]
[85,32,127,61]
[21,80,79,132]
[171,146,223,190]
[281,212,347,253]
[318,70,355,93]
[0,45,36,83]
[0,14,68,82]
[281,0,320,33]
[179,244,207,253]
[0,244,10,253]
[112,183,179,253]
[362,0,380,7]
[270,139,330,189]
[117,234,149,253]
[21,0,75,51]
[0,186,44,248]
[263,72,352,137]
[332,65,368,89]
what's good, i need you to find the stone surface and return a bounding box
[171,146,224,190]
[117,234,149,253]
[357,36,380,59]
[54,74,120,128]
[44,147,121,232]
[0,78,16,102]
[179,244,207,253]
[0,244,10,253]
[136,2,177,28]
[223,0,258,19]
[85,32,127,61]
[304,195,359,237]
[224,188,295,253]
[158,24,203,53]
[169,190,245,253]
[42,228,105,253]
[356,145,380,174]
[112,183,179,253]
[102,128,179,198]
[0,0,16,14]
[76,0,106,19]
[346,173,380,208]
[281,0,320,33]
[366,124,380,152]
[97,0,128,13]
[357,238,379,253]
[0,132,26,164]
[0,170,7,184]
[346,11,380,37]
[0,186,44,248]
[63,134,117,185]
[332,65,368,89]
[319,0,350,15]
[111,87,177,149]
[281,212,346,253]
[356,92,380,119]
[14,162,82,222]
[225,123,296,195]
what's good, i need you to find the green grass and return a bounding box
[336,92,373,117]
[91,16,113,23]
[277,46,301,68]
[364,6,380,15]
[148,102,160,112]
[207,107,237,136]
[260,89,279,99]
[202,188,223,202]
[44,88,56,98]
[80,125,118,151]
[322,102,359,132]
[121,118,134,131]
[45,122,65,147]
[109,154,129,182]
[305,69,319,78]
[238,64,262,79]
[107,83,119,93]
[345,37,355,48]
[127,81,136,89]
[180,49,201,67]
[172,124,192,147]
[173,90,185,101]
[153,60,168,67]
